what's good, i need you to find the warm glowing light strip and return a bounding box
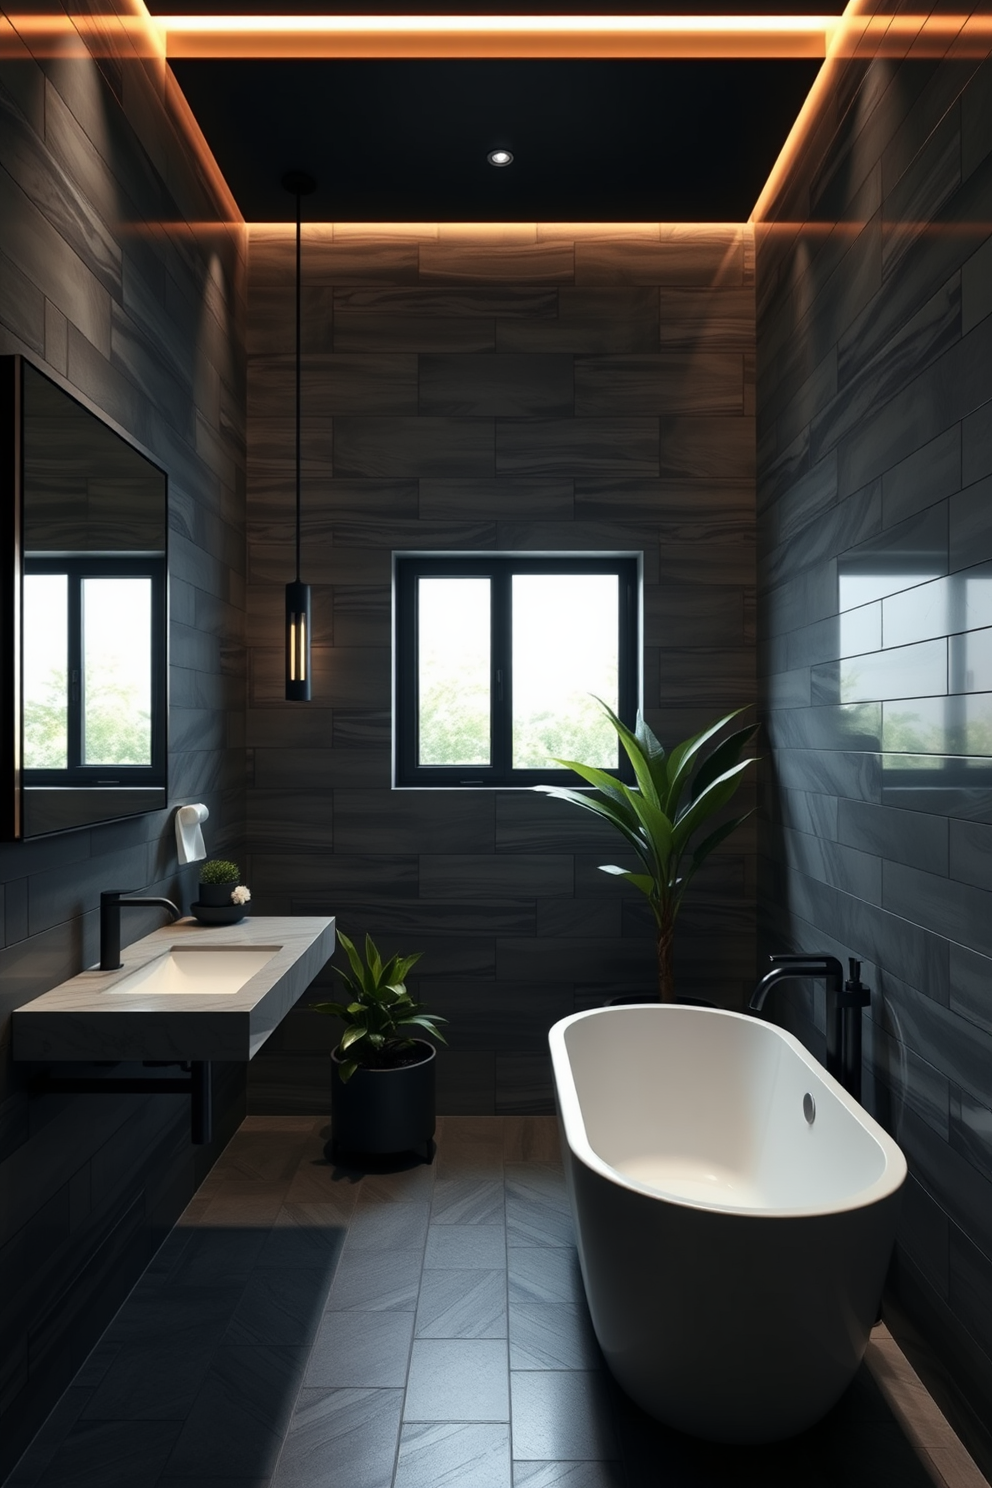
[6,12,987,61]
[155,14,838,60]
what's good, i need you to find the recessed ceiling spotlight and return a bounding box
[487,149,513,167]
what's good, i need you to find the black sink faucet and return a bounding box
[100,890,182,971]
[749,953,871,1100]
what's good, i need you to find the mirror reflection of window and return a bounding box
[22,556,163,787]
[82,577,153,766]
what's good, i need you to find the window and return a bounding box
[394,554,639,787]
[23,555,166,786]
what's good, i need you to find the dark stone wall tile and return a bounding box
[950,1087,992,1187]
[882,426,961,527]
[781,827,882,905]
[248,352,418,417]
[836,799,948,873]
[495,417,657,477]
[420,855,573,901]
[656,285,754,349]
[419,478,573,522]
[0,25,247,1480]
[657,416,754,480]
[334,416,495,477]
[333,791,495,855]
[574,478,753,538]
[573,353,743,416]
[948,942,992,1037]
[334,312,496,353]
[767,702,881,753]
[757,32,992,1438]
[419,354,573,417]
[883,860,992,960]
[246,228,755,1149]
[962,398,992,486]
[810,640,947,706]
[949,473,992,572]
[574,229,746,287]
[419,240,574,284]
[496,289,659,354]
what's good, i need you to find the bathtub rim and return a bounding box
[549,1004,907,1220]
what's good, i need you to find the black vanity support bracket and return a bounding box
[33,1061,214,1144]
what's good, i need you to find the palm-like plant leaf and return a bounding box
[689,723,759,804]
[600,865,657,898]
[662,709,745,817]
[537,701,758,1001]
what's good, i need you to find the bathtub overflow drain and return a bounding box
[803,1092,816,1124]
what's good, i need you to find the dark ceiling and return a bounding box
[152,4,831,221]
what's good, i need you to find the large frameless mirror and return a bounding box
[1,357,168,838]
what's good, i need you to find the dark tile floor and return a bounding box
[3,1117,967,1488]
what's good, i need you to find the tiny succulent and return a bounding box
[199,858,240,885]
[312,930,448,1083]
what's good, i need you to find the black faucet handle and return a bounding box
[842,958,871,1007]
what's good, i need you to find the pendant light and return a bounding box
[282,169,316,700]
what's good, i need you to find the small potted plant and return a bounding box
[194,859,252,924]
[312,930,447,1162]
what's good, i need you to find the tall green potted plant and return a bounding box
[312,931,447,1161]
[536,701,758,1003]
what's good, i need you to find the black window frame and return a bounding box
[394,553,640,788]
[22,553,167,788]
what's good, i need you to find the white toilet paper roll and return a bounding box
[176,803,209,864]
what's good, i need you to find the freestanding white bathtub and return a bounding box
[549,1004,907,1444]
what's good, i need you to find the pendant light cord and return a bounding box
[294,186,302,585]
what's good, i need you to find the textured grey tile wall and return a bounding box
[245,223,757,1118]
[0,17,247,1476]
[755,16,992,1474]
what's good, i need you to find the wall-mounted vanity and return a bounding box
[1,355,168,839]
[12,916,336,1142]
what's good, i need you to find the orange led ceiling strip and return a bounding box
[5,13,988,62]
[154,15,837,59]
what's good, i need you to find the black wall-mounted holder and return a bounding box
[32,1061,213,1144]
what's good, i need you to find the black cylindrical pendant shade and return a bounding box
[283,170,316,701]
[285,580,311,701]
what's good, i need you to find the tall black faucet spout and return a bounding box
[100,890,182,972]
[749,953,868,1099]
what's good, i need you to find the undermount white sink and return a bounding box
[103,945,281,996]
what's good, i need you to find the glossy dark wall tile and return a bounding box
[755,15,992,1475]
[245,224,757,1119]
[0,17,247,1478]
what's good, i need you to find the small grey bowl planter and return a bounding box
[328,1039,436,1163]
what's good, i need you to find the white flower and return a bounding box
[231,885,251,905]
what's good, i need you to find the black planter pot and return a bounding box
[198,882,236,907]
[329,1040,436,1163]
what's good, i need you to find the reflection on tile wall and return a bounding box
[245,224,756,1116]
[755,19,992,1472]
[0,19,247,1476]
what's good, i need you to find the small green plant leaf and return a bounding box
[312,928,440,1075]
[309,1000,351,1019]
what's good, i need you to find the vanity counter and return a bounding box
[12,915,335,1063]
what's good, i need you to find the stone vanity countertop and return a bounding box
[11,915,336,1064]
